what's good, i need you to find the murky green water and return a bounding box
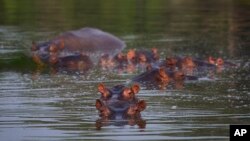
[0,0,249,140]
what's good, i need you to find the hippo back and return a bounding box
[56,28,126,63]
[32,27,126,65]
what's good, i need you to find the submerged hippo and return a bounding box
[131,67,198,90]
[159,56,217,77]
[208,56,238,73]
[95,83,146,129]
[32,27,126,66]
[97,48,160,74]
[50,54,94,74]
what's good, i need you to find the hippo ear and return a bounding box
[151,47,158,54]
[95,99,103,110]
[49,43,57,52]
[137,100,146,112]
[131,83,140,94]
[98,83,106,94]
[208,56,216,64]
[98,83,111,99]
[127,49,136,60]
[31,41,37,51]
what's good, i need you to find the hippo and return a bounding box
[31,27,126,66]
[95,83,146,129]
[50,54,93,74]
[131,67,198,90]
[159,56,217,77]
[97,48,160,74]
[125,48,159,65]
[208,56,238,73]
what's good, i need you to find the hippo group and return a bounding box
[31,27,238,129]
[32,27,125,73]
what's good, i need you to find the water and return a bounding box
[0,0,250,140]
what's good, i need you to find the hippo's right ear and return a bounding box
[95,99,103,110]
[31,41,38,51]
[131,83,140,94]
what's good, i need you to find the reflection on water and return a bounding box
[0,0,250,140]
[95,117,146,130]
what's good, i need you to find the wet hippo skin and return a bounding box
[96,83,146,118]
[131,67,198,90]
[32,27,126,65]
[51,54,94,74]
[95,83,146,129]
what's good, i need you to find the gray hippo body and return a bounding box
[32,27,126,65]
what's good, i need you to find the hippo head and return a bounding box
[96,83,146,119]
[31,39,64,65]
[95,93,146,130]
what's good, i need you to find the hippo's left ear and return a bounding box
[131,83,140,94]
[98,83,106,94]
[137,100,146,112]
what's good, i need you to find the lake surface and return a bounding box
[0,0,249,140]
